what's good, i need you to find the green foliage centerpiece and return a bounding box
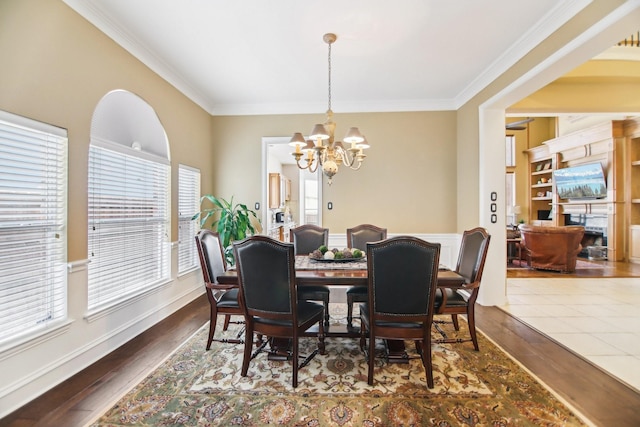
[193,195,259,265]
[310,245,364,260]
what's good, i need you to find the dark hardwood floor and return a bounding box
[3,261,639,427]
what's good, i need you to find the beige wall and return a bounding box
[0,0,214,261]
[211,111,458,234]
[511,60,640,114]
[0,1,215,413]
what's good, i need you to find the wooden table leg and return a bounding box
[385,340,410,363]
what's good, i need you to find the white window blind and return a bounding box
[88,143,170,311]
[0,110,67,344]
[178,165,200,274]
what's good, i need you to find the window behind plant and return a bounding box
[178,165,200,274]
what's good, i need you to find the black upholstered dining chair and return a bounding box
[434,227,490,351]
[290,224,331,327]
[345,224,387,328]
[195,230,243,349]
[233,235,325,388]
[359,236,441,388]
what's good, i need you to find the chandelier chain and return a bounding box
[327,40,332,112]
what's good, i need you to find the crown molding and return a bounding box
[454,0,591,109]
[63,0,214,113]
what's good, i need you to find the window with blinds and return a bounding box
[178,165,200,274]
[0,110,67,344]
[87,142,170,312]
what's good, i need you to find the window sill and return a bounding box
[178,265,200,278]
[84,279,172,323]
[0,319,73,361]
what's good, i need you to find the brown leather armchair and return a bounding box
[518,224,585,273]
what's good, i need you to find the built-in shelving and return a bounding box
[525,145,556,225]
[525,120,629,261]
[556,200,609,205]
[626,118,640,262]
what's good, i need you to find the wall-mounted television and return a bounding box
[553,162,607,200]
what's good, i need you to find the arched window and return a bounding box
[87,90,170,313]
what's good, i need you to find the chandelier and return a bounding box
[289,33,370,185]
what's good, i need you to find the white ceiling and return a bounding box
[63,0,591,116]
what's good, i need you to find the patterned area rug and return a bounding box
[90,305,588,426]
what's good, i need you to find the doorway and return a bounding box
[261,137,322,233]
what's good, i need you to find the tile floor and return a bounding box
[500,277,640,392]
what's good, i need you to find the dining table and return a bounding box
[217,255,466,363]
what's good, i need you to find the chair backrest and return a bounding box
[233,236,296,317]
[366,236,440,318]
[347,224,387,250]
[455,227,491,299]
[290,224,329,255]
[518,224,584,255]
[195,229,227,285]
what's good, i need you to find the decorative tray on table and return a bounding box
[308,246,365,262]
[309,256,364,263]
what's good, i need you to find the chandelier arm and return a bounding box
[345,150,367,170]
[347,160,364,171]
[335,145,356,167]
[342,152,353,167]
[317,146,328,166]
[295,158,312,170]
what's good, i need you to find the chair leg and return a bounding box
[318,318,326,355]
[467,307,479,351]
[222,314,231,331]
[292,334,299,388]
[451,314,460,331]
[367,327,375,385]
[347,294,354,328]
[241,325,253,377]
[421,333,434,388]
[324,298,330,327]
[206,306,218,351]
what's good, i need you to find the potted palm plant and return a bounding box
[193,195,259,265]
